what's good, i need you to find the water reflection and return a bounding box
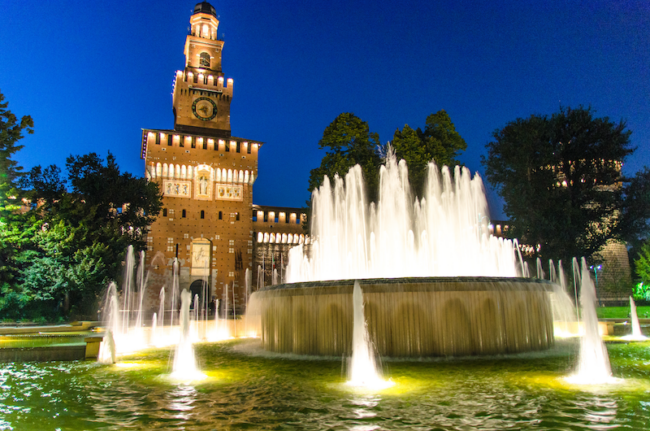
[167,384,197,421]
[0,340,648,430]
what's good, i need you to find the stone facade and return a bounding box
[141,2,305,315]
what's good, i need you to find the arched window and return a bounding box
[182,209,187,218]
[200,210,205,219]
[218,211,222,220]
[200,52,210,68]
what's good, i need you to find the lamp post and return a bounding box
[590,264,603,306]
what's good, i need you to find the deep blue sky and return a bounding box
[1,0,648,218]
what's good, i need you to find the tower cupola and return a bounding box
[190,1,219,42]
[194,2,217,17]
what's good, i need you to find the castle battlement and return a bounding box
[173,72,233,102]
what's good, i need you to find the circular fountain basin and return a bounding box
[252,277,555,357]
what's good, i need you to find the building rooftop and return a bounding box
[194,2,216,17]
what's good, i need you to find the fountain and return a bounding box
[252,152,555,357]
[548,260,579,338]
[98,283,119,364]
[566,258,614,384]
[170,289,205,381]
[621,296,648,341]
[346,281,393,389]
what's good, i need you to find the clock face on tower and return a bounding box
[192,97,218,121]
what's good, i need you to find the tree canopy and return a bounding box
[392,110,467,197]
[0,91,162,320]
[309,111,468,205]
[482,106,634,264]
[0,90,34,306]
[308,113,382,202]
[10,153,163,317]
[0,91,33,219]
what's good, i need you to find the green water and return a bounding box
[1,339,650,430]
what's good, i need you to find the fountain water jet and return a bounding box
[170,289,205,381]
[548,260,579,338]
[346,282,393,389]
[565,258,615,385]
[621,296,648,341]
[286,150,520,282]
[98,283,119,364]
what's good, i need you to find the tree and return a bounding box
[0,90,33,219]
[0,91,34,314]
[308,113,382,202]
[15,152,163,317]
[482,106,634,264]
[634,240,650,287]
[392,110,467,197]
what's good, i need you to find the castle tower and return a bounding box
[141,2,260,316]
[173,1,232,138]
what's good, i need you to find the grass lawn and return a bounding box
[596,305,650,319]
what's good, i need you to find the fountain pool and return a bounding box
[252,277,555,357]
[1,338,649,430]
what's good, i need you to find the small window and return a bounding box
[247,143,252,154]
[225,141,230,152]
[263,212,268,222]
[182,209,187,218]
[191,137,196,149]
[155,134,160,145]
[236,141,241,153]
[203,140,207,150]
[162,208,167,217]
[236,213,240,221]
[252,210,257,222]
[218,211,222,220]
[193,74,198,84]
[201,210,205,219]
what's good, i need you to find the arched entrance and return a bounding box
[189,279,209,317]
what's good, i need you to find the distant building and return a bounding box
[141,2,306,314]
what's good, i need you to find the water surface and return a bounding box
[1,339,649,430]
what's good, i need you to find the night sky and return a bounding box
[1,0,648,218]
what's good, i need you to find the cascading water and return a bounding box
[566,258,614,384]
[257,264,264,290]
[158,287,165,329]
[171,258,179,327]
[244,268,252,308]
[151,312,157,343]
[346,281,393,389]
[170,289,205,381]
[121,246,136,333]
[622,296,647,341]
[98,283,120,364]
[286,150,519,282]
[134,251,147,331]
[548,260,579,338]
[232,281,237,336]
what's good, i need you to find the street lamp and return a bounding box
[590,264,603,306]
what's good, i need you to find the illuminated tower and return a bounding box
[141,2,259,315]
[172,1,232,138]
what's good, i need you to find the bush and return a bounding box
[633,282,650,301]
